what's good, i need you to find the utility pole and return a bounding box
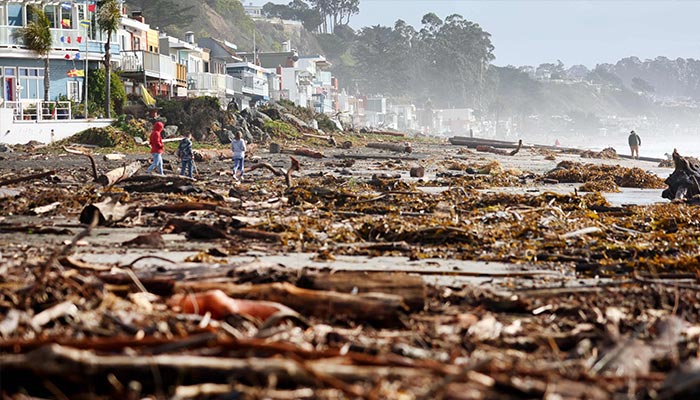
[83,0,90,118]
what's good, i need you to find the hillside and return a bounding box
[122,1,700,127]
[123,0,323,54]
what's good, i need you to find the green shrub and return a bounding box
[263,120,299,138]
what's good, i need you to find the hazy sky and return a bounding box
[248,0,700,67]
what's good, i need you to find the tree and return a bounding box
[17,6,52,102]
[631,77,655,94]
[97,0,121,118]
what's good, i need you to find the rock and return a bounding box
[282,113,311,130]
[410,166,425,178]
[257,111,272,123]
[0,143,13,153]
[163,125,178,139]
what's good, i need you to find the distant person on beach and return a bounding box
[146,121,165,175]
[177,132,194,179]
[628,130,641,159]
[231,131,247,181]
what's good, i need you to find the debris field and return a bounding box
[1,138,699,400]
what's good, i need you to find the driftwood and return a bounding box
[297,272,426,311]
[95,161,141,186]
[0,344,425,395]
[164,218,281,242]
[177,281,407,324]
[144,201,219,213]
[0,170,56,187]
[662,149,700,202]
[121,175,199,194]
[363,129,406,137]
[367,142,412,153]
[476,139,523,156]
[334,154,419,161]
[63,146,97,179]
[246,156,300,187]
[282,148,325,159]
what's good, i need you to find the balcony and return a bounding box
[120,50,179,82]
[187,72,240,98]
[4,101,72,121]
[0,26,118,54]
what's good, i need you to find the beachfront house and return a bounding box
[0,0,123,120]
[117,10,187,99]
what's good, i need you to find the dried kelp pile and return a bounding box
[3,145,700,399]
[546,160,666,190]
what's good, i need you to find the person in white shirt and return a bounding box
[231,131,247,180]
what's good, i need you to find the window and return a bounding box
[7,4,22,26]
[67,81,82,102]
[44,5,57,28]
[18,68,43,100]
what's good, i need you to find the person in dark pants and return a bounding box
[177,132,194,179]
[628,130,641,159]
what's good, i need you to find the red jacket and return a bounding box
[149,122,164,154]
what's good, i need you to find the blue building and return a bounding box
[0,0,121,107]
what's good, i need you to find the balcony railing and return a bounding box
[187,72,241,96]
[0,26,118,54]
[4,101,72,121]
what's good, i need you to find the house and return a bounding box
[242,2,263,18]
[226,61,276,109]
[0,0,122,112]
[196,37,244,106]
[0,0,118,143]
[117,11,186,98]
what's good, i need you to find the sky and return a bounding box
[246,0,700,68]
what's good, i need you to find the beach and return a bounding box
[0,138,697,399]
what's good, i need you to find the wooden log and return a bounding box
[95,161,141,186]
[289,148,324,159]
[176,281,407,324]
[0,170,55,187]
[367,142,412,153]
[246,156,300,187]
[144,202,220,213]
[363,130,406,137]
[334,154,419,161]
[302,132,332,141]
[0,344,425,395]
[662,149,700,201]
[476,139,523,156]
[121,175,198,193]
[297,272,426,311]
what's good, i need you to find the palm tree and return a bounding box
[17,6,52,102]
[96,0,121,118]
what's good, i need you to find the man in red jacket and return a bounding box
[146,121,165,175]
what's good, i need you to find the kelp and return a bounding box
[546,160,665,188]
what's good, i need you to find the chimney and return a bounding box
[185,31,195,44]
[282,41,291,52]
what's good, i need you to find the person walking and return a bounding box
[177,132,194,179]
[146,121,165,175]
[231,131,247,181]
[628,130,641,159]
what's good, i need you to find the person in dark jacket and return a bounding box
[178,132,194,179]
[146,121,165,175]
[628,130,641,159]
